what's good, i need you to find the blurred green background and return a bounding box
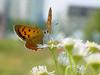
[0,0,100,75]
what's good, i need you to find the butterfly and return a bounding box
[14,8,52,51]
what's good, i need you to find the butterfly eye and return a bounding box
[43,30,48,34]
[44,31,46,34]
[44,31,47,34]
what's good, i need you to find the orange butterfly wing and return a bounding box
[14,25,44,51]
[46,8,52,33]
[25,40,38,51]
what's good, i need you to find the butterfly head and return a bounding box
[43,30,52,43]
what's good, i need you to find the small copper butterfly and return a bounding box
[14,8,52,51]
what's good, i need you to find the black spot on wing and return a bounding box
[22,27,25,32]
[17,29,26,40]
[28,35,30,38]
[28,29,31,32]
[33,30,35,32]
[36,31,39,33]
[24,31,26,35]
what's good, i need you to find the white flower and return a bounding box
[37,44,48,49]
[85,53,100,64]
[31,65,55,75]
[37,40,59,49]
[58,52,69,66]
[86,41,100,53]
[59,38,75,47]
[48,40,58,49]
[73,39,89,56]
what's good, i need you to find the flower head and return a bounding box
[31,65,55,75]
[85,53,100,64]
[37,40,59,50]
[86,41,100,54]
[37,44,48,49]
[73,39,88,57]
[48,40,59,49]
[60,38,75,50]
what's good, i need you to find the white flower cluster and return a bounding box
[59,38,100,56]
[38,38,100,55]
[37,38,100,69]
[31,65,55,75]
[57,38,100,65]
[31,38,100,75]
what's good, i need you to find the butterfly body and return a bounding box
[14,8,52,51]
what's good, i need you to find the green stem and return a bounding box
[49,48,59,75]
[70,55,77,75]
[92,68,97,75]
[67,51,74,75]
[65,66,69,75]
[62,66,65,75]
[81,64,88,75]
[65,48,77,75]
